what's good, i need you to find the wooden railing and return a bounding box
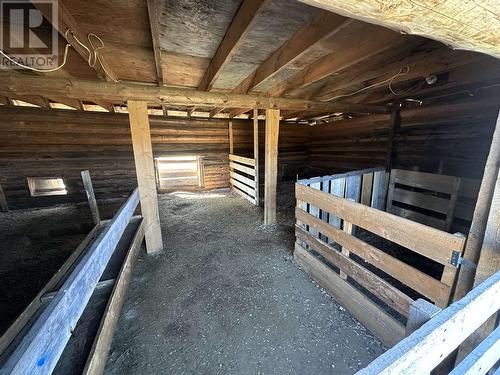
[229,154,258,205]
[357,271,500,374]
[295,168,467,347]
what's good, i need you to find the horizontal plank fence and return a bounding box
[295,168,467,347]
[229,153,258,205]
[357,271,500,374]
[387,169,480,233]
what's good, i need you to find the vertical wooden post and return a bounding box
[128,100,163,254]
[253,108,260,206]
[385,105,401,172]
[80,170,100,225]
[264,108,280,225]
[0,182,8,212]
[229,121,234,155]
[454,110,500,301]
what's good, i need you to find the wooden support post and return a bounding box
[0,182,8,212]
[264,108,280,225]
[128,100,163,254]
[229,121,234,154]
[385,105,401,172]
[81,170,100,225]
[454,110,500,301]
[405,299,441,336]
[253,108,260,206]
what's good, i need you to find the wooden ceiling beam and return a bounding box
[32,0,118,82]
[146,0,164,86]
[0,74,389,113]
[267,24,407,97]
[233,10,347,95]
[298,0,500,59]
[198,0,268,91]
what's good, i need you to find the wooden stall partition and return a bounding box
[386,169,480,233]
[294,175,467,347]
[229,154,258,205]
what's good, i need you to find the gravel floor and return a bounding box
[105,184,386,374]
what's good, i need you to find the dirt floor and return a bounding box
[105,183,386,375]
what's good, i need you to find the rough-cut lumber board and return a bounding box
[356,271,500,375]
[229,161,255,176]
[2,189,139,374]
[405,299,441,337]
[83,219,145,375]
[230,171,255,189]
[371,170,387,210]
[81,170,101,225]
[450,325,500,375]
[229,154,255,166]
[232,184,257,205]
[32,1,117,82]
[385,107,400,172]
[295,243,405,347]
[197,0,267,91]
[0,74,389,114]
[297,0,500,59]
[128,100,163,253]
[296,207,451,305]
[296,183,464,265]
[392,169,458,194]
[296,227,413,316]
[455,110,500,301]
[230,178,256,197]
[253,109,260,206]
[146,0,164,85]
[0,182,8,212]
[264,108,280,225]
[360,172,373,206]
[228,121,234,154]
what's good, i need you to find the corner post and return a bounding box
[253,108,260,206]
[264,108,280,225]
[128,100,163,253]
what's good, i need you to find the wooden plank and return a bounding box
[328,178,345,231]
[230,171,255,189]
[392,187,450,214]
[230,178,256,197]
[229,161,255,176]
[296,207,451,305]
[198,0,267,91]
[2,189,139,374]
[296,183,464,265]
[294,243,405,347]
[392,169,458,194]
[81,170,101,225]
[450,325,500,375]
[356,271,500,375]
[253,109,260,206]
[297,0,500,59]
[264,108,280,225]
[146,0,165,85]
[389,206,446,230]
[229,121,234,154]
[83,219,145,375]
[309,182,321,238]
[361,172,373,206]
[0,182,8,212]
[385,107,401,171]
[232,184,257,205]
[297,167,384,186]
[0,74,389,114]
[128,100,163,254]
[371,170,387,210]
[405,299,441,337]
[296,227,413,316]
[229,154,255,166]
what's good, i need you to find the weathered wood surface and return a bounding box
[264,109,280,225]
[81,170,101,225]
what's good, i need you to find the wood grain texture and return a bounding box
[264,108,280,225]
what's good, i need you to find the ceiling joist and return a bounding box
[146,0,165,86]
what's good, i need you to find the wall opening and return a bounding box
[27,177,67,197]
[155,156,204,190]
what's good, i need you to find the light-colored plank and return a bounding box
[81,170,100,225]
[128,100,163,253]
[253,108,260,206]
[296,207,451,305]
[229,154,255,166]
[296,227,413,316]
[230,178,256,198]
[264,108,280,225]
[229,161,255,176]
[296,183,464,265]
[392,169,458,194]
[232,184,257,205]
[294,243,405,347]
[146,0,164,85]
[361,173,373,206]
[230,171,255,189]
[228,121,234,154]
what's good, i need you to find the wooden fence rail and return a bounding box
[229,153,258,205]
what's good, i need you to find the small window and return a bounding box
[27,177,67,197]
[155,156,203,190]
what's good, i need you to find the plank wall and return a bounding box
[308,95,499,180]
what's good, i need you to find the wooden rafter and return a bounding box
[298,0,500,59]
[146,0,164,86]
[0,74,389,113]
[32,0,118,82]
[267,22,407,97]
[198,0,268,91]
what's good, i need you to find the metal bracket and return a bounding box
[450,251,463,267]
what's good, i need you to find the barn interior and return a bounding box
[0,0,499,374]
